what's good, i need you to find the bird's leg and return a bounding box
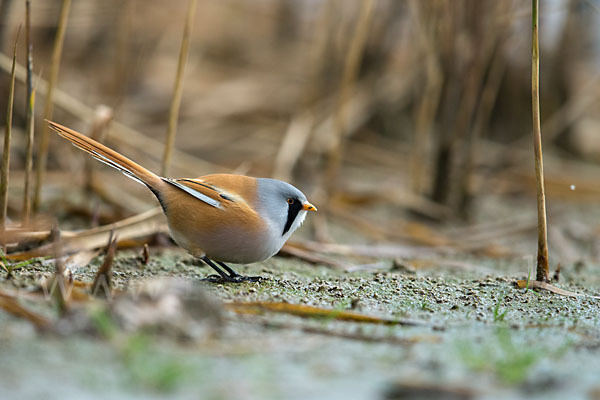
[216,261,263,282]
[216,261,241,277]
[200,257,262,283]
[200,257,230,281]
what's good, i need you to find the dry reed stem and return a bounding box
[272,112,314,182]
[88,175,152,214]
[504,71,600,161]
[312,73,413,150]
[0,53,223,176]
[33,0,71,211]
[539,73,600,144]
[409,1,443,195]
[272,0,334,182]
[280,243,352,270]
[458,44,507,214]
[458,3,515,216]
[112,0,132,103]
[301,0,335,107]
[162,0,197,177]
[326,0,375,190]
[0,0,13,49]
[1,29,18,245]
[6,207,165,260]
[22,0,34,224]
[83,105,113,192]
[433,6,498,211]
[531,0,550,282]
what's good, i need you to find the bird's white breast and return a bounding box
[168,213,305,264]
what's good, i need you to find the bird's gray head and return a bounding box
[256,178,316,238]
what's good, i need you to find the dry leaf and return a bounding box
[226,301,431,327]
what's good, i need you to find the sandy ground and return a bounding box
[1,245,599,400]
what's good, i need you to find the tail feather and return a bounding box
[47,120,163,190]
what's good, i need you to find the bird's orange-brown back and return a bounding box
[159,174,267,260]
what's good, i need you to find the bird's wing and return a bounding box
[161,178,223,209]
[172,176,259,216]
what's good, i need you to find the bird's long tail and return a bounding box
[47,120,164,190]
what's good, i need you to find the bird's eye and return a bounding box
[287,198,295,205]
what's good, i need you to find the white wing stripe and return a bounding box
[162,178,222,209]
[77,143,147,186]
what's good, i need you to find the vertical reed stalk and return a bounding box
[409,1,442,196]
[1,30,19,243]
[22,0,35,224]
[162,0,197,177]
[458,47,507,217]
[531,0,550,282]
[112,0,132,103]
[272,0,334,182]
[84,105,113,193]
[0,0,13,51]
[326,0,375,189]
[33,0,71,211]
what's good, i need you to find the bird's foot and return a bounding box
[199,257,263,283]
[202,274,263,283]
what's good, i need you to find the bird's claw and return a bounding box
[202,274,263,283]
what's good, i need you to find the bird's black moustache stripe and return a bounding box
[283,200,302,235]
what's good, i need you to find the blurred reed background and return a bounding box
[1,0,599,244]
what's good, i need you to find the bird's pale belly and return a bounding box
[167,218,280,264]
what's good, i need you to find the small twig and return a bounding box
[91,233,117,298]
[162,0,197,176]
[0,292,51,330]
[6,207,166,261]
[33,0,71,211]
[22,0,35,224]
[1,28,19,247]
[516,279,600,299]
[140,243,150,266]
[531,0,550,282]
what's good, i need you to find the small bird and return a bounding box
[48,121,316,282]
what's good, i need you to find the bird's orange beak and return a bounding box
[302,201,317,212]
